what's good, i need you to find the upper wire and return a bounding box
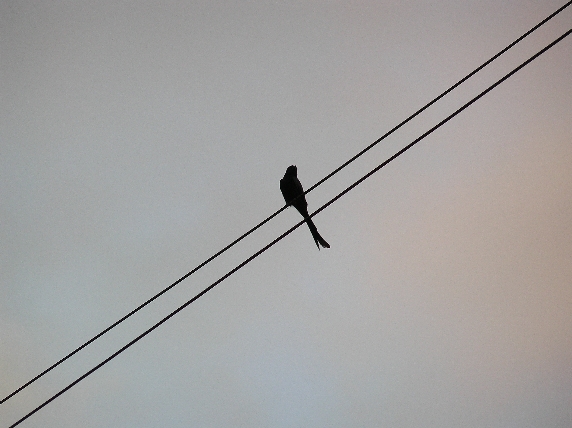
[9,25,572,428]
[2,0,571,408]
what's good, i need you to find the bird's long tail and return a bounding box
[305,217,330,249]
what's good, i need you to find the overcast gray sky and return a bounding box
[1,1,571,427]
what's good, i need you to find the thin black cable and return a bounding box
[0,204,286,405]
[305,0,572,195]
[10,27,571,428]
[2,1,569,406]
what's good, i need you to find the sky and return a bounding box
[1,1,571,427]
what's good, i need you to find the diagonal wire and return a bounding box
[304,0,572,195]
[2,0,570,406]
[9,26,572,428]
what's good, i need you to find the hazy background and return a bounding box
[1,1,571,426]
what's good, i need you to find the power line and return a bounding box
[3,1,569,406]
[303,0,572,196]
[9,25,571,428]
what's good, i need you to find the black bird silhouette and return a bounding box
[280,165,330,249]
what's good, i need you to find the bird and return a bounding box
[280,165,330,249]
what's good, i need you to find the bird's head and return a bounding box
[285,165,297,177]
